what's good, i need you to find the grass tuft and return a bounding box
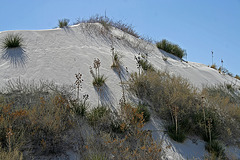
[93,75,107,87]
[58,19,69,28]
[205,140,225,158]
[1,33,24,49]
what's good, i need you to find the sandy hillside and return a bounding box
[0,23,239,159]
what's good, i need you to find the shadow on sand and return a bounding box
[94,84,116,111]
[1,47,28,67]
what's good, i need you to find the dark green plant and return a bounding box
[167,124,186,143]
[136,103,150,122]
[93,75,107,87]
[205,140,225,158]
[87,106,109,126]
[58,19,69,28]
[1,33,24,49]
[156,39,186,59]
[139,59,154,72]
[71,94,89,117]
[111,48,122,69]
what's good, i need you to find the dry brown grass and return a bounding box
[85,103,163,160]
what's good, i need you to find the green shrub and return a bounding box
[111,48,122,69]
[58,19,69,28]
[87,106,110,126]
[156,39,186,58]
[1,33,24,49]
[167,124,186,143]
[70,99,89,117]
[136,103,150,122]
[139,59,154,72]
[205,140,225,158]
[93,75,107,87]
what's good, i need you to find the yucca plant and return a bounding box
[1,33,24,49]
[58,19,69,28]
[93,75,107,87]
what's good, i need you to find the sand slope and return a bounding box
[0,23,239,159]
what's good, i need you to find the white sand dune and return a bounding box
[0,23,239,159]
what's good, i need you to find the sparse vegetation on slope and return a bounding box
[75,14,140,38]
[1,33,24,49]
[0,78,163,159]
[156,39,186,59]
[128,69,240,156]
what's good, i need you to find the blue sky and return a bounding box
[0,0,239,75]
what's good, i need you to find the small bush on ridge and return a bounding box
[75,14,140,38]
[1,33,24,49]
[210,64,217,70]
[156,39,186,59]
[58,19,69,28]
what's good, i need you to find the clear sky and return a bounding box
[0,0,239,75]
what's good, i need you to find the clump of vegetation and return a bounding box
[0,80,76,157]
[135,53,154,75]
[210,64,217,70]
[1,33,24,50]
[136,103,150,122]
[167,124,186,143]
[84,103,163,159]
[90,58,106,87]
[156,39,186,59]
[58,19,69,28]
[235,74,240,80]
[128,69,240,150]
[111,47,122,69]
[162,56,168,61]
[75,14,140,38]
[70,94,89,117]
[205,140,225,158]
[87,106,110,126]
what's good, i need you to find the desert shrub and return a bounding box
[156,39,186,58]
[0,80,77,157]
[128,70,240,146]
[70,99,89,117]
[92,75,107,87]
[167,124,186,143]
[87,106,110,126]
[235,74,240,80]
[90,58,107,87]
[85,103,163,159]
[139,59,154,72]
[210,64,217,70]
[205,140,225,158]
[75,15,140,38]
[111,48,122,69]
[201,85,240,145]
[58,19,69,28]
[1,33,24,50]
[136,103,150,122]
